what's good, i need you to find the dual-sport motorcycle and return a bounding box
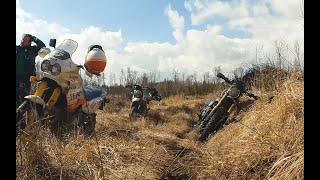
[198,73,259,142]
[126,84,162,118]
[16,39,108,137]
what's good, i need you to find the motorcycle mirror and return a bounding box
[77,65,84,69]
[217,73,225,78]
[49,39,56,48]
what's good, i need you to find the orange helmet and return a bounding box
[84,45,107,74]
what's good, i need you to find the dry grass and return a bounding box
[196,71,304,179]
[16,71,303,179]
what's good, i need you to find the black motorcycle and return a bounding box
[126,85,162,118]
[198,73,258,142]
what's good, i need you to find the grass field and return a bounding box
[16,70,304,179]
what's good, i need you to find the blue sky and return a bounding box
[19,0,252,43]
[17,0,303,84]
[20,0,188,43]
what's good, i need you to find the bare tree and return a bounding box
[181,72,186,83]
[157,71,161,82]
[213,66,221,83]
[172,70,179,83]
[293,41,302,70]
[101,72,106,87]
[202,72,210,84]
[108,73,117,86]
[139,73,149,86]
[232,67,244,78]
[119,69,125,85]
[274,40,288,69]
[125,67,138,85]
[148,72,156,84]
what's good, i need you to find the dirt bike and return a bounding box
[198,73,259,142]
[16,39,107,137]
[126,85,161,119]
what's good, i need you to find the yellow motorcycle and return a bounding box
[16,39,108,137]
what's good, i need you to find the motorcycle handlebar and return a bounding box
[217,73,232,84]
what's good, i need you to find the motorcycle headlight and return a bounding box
[41,60,51,72]
[228,86,241,98]
[51,63,61,76]
[133,90,143,98]
[205,99,215,107]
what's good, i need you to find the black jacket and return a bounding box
[16,37,45,75]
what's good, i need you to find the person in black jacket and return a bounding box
[16,34,45,104]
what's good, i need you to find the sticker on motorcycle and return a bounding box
[67,88,86,111]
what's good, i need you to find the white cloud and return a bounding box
[183,0,303,63]
[185,0,249,25]
[252,4,269,17]
[56,26,123,67]
[16,0,303,84]
[166,4,185,42]
[16,0,31,19]
[158,24,255,74]
[227,0,304,47]
[270,0,303,18]
[16,0,70,44]
[166,4,184,30]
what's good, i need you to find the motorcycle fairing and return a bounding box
[66,83,86,112]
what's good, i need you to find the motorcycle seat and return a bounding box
[83,87,103,101]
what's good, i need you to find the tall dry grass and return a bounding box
[16,68,304,179]
[195,71,304,179]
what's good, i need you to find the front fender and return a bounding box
[24,95,46,108]
[132,98,141,102]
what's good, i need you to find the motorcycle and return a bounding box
[16,41,53,108]
[198,73,259,142]
[16,39,107,137]
[126,85,162,118]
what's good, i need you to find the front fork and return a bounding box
[33,81,61,110]
[17,81,62,122]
